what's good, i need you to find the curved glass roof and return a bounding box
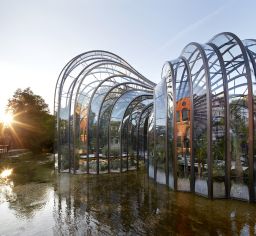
[55,32,256,203]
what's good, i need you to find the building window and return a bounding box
[177,136,182,147]
[176,111,181,122]
[182,108,189,121]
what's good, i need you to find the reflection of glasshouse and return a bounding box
[55,33,256,203]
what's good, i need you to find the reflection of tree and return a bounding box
[230,98,248,182]
[59,118,70,169]
[212,137,225,181]
[194,133,207,177]
[99,109,110,152]
[89,111,96,154]
[9,183,50,219]
[155,143,165,170]
[110,120,120,148]
[59,119,68,144]
[0,154,54,220]
[54,171,165,235]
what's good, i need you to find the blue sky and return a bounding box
[0,0,255,113]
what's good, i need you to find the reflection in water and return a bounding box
[9,183,50,219]
[0,181,16,203]
[54,171,256,235]
[0,168,16,204]
[0,156,256,235]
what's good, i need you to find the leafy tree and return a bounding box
[229,98,248,182]
[7,88,54,153]
[194,132,207,177]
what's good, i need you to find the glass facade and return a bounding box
[55,51,155,175]
[55,33,256,202]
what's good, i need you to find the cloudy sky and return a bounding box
[0,0,256,113]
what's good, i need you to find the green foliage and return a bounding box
[194,132,207,176]
[155,144,164,160]
[212,138,224,161]
[110,147,120,157]
[8,88,49,114]
[7,88,54,153]
[101,145,108,156]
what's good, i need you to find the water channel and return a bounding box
[0,154,255,235]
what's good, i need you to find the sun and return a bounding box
[0,168,13,179]
[0,112,13,127]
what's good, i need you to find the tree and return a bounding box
[229,98,248,182]
[7,88,54,153]
[194,132,207,177]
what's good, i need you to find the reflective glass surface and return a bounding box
[138,105,153,168]
[147,112,154,178]
[183,45,208,196]
[55,51,155,175]
[210,34,250,200]
[162,62,175,189]
[109,91,152,173]
[173,58,192,192]
[154,78,168,184]
[55,35,256,203]
[243,39,256,201]
[204,44,226,198]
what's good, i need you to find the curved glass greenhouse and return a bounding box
[55,33,256,202]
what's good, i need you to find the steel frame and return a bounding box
[55,33,256,203]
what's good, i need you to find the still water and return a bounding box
[0,155,256,235]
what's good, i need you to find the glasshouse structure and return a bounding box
[55,32,256,202]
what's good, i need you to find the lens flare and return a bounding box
[0,112,13,127]
[0,169,13,179]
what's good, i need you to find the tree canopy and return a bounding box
[6,88,54,153]
[7,88,49,114]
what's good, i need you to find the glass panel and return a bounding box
[60,67,101,172]
[182,45,208,196]
[138,106,153,167]
[177,136,182,147]
[75,80,101,174]
[56,50,156,174]
[204,44,226,198]
[88,81,116,174]
[176,111,180,122]
[109,91,151,173]
[173,58,192,192]
[165,62,175,189]
[182,109,189,121]
[58,63,88,172]
[98,84,132,174]
[154,78,167,185]
[210,33,250,200]
[88,76,133,174]
[147,112,154,178]
[122,96,153,172]
[243,39,256,201]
